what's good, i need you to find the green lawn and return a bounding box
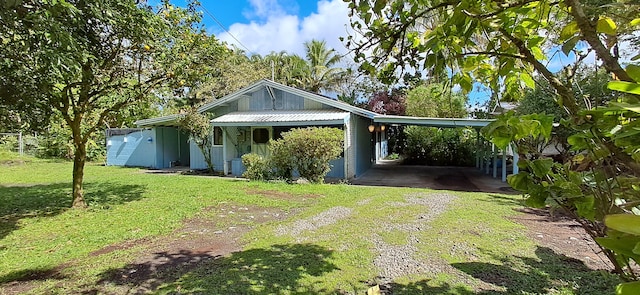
[0,152,620,294]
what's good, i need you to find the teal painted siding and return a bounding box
[355,116,373,176]
[106,129,156,167]
[154,127,189,168]
[189,142,224,171]
[326,157,345,178]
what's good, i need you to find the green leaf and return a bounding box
[596,235,640,262]
[373,0,387,13]
[608,81,640,95]
[520,72,535,88]
[605,214,640,235]
[596,17,617,35]
[525,185,550,208]
[507,173,532,192]
[574,196,595,220]
[561,35,580,56]
[530,158,554,178]
[609,102,640,113]
[567,133,589,150]
[560,21,579,41]
[626,65,640,83]
[617,281,640,295]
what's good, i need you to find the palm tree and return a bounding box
[303,39,346,93]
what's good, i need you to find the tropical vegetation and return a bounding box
[344,0,640,292]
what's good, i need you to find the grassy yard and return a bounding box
[0,152,620,294]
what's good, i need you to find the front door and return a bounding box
[251,127,272,157]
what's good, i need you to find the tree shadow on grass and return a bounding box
[0,182,146,240]
[451,246,620,295]
[90,244,340,294]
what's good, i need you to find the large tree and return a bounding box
[1,0,224,207]
[345,0,640,286]
[302,39,347,93]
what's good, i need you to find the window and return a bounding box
[213,126,223,145]
[253,128,270,144]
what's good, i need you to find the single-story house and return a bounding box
[106,79,388,179]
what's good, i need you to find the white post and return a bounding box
[485,142,490,174]
[18,132,23,156]
[512,143,519,174]
[475,130,480,168]
[501,148,507,182]
[222,127,228,175]
[492,144,497,178]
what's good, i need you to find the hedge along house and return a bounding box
[106,79,386,179]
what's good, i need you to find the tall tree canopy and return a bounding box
[344,0,638,114]
[303,39,347,93]
[1,0,225,207]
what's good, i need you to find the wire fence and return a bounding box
[0,133,39,156]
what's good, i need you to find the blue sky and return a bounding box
[198,0,352,57]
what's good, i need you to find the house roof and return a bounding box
[198,79,379,119]
[210,110,350,127]
[374,115,494,128]
[135,114,183,127]
[136,79,379,127]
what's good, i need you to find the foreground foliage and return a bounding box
[345,0,639,292]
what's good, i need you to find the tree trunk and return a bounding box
[71,129,88,208]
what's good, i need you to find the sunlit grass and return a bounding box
[0,159,620,294]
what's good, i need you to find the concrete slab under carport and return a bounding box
[351,160,515,194]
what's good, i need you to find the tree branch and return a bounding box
[499,27,580,115]
[564,0,632,82]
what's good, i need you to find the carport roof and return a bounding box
[374,115,494,128]
[210,110,350,127]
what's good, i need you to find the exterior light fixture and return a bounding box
[368,124,375,133]
[123,137,128,143]
[107,140,112,146]
[380,125,386,132]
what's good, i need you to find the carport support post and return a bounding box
[512,143,519,175]
[485,141,490,174]
[501,148,507,182]
[492,143,498,178]
[475,129,479,168]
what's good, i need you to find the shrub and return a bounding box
[270,127,344,183]
[268,139,295,180]
[403,126,476,166]
[241,153,270,180]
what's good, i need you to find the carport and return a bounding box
[369,115,519,182]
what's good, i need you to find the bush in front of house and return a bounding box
[272,127,344,183]
[241,153,271,180]
[242,127,344,183]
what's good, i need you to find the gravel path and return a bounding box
[275,206,353,237]
[373,192,458,283]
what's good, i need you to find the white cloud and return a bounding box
[217,0,352,57]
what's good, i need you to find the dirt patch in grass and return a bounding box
[0,159,26,166]
[244,188,322,201]
[94,203,291,283]
[3,204,294,295]
[511,207,613,270]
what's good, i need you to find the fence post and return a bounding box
[18,132,24,156]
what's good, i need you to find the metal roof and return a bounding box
[374,115,494,128]
[199,79,379,119]
[135,114,183,127]
[211,110,350,127]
